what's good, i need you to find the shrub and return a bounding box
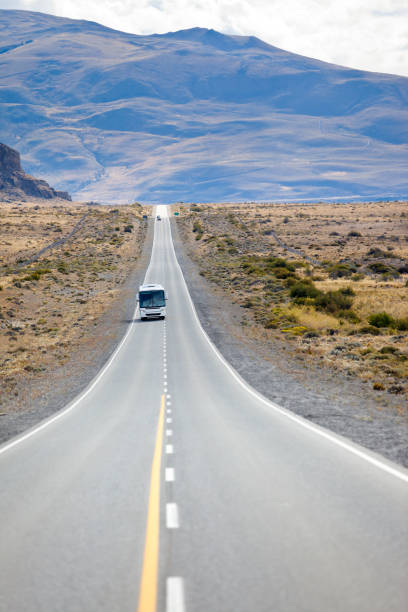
[339,286,355,296]
[369,262,399,276]
[358,325,381,335]
[266,257,296,272]
[373,382,385,391]
[367,247,387,257]
[192,220,203,233]
[124,224,133,233]
[328,263,354,278]
[22,268,51,282]
[290,281,320,300]
[348,231,362,237]
[368,312,394,328]
[314,290,353,314]
[379,346,397,354]
[351,273,365,281]
[395,317,408,331]
[57,262,69,274]
[273,267,295,279]
[264,319,278,329]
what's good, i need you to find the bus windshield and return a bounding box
[139,290,165,308]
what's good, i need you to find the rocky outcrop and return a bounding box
[0,143,71,201]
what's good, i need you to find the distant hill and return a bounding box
[0,142,71,201]
[0,9,407,203]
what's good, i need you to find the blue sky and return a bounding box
[1,0,407,76]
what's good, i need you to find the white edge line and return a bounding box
[168,216,408,484]
[166,577,185,612]
[0,209,160,457]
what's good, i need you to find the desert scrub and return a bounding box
[21,268,51,282]
[368,312,394,328]
[192,219,204,240]
[327,262,356,278]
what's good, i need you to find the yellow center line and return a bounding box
[137,394,165,612]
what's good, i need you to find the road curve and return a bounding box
[0,205,407,612]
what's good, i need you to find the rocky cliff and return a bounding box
[0,143,71,201]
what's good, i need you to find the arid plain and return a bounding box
[0,199,150,416]
[175,200,408,404]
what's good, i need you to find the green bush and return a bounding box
[273,267,295,279]
[192,220,203,232]
[369,262,399,276]
[314,290,353,314]
[22,268,51,282]
[368,312,395,328]
[290,281,320,300]
[358,326,381,335]
[266,257,296,272]
[339,286,355,296]
[395,317,408,331]
[327,263,354,278]
[379,346,398,354]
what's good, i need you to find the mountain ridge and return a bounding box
[0,9,407,203]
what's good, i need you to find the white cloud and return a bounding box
[1,0,408,76]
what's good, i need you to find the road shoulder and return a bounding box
[0,220,154,445]
[171,217,408,468]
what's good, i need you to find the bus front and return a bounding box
[139,285,166,320]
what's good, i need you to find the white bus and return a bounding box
[138,283,167,320]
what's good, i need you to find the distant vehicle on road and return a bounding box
[156,214,161,221]
[138,283,166,320]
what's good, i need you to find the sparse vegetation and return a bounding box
[0,199,150,408]
[175,200,407,396]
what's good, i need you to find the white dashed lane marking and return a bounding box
[166,503,180,528]
[166,577,185,612]
[165,467,175,482]
[162,319,185,612]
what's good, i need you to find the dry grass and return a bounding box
[174,200,408,399]
[0,199,150,401]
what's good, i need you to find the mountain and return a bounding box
[0,142,71,201]
[0,9,407,203]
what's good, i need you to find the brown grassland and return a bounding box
[174,200,408,401]
[0,199,149,409]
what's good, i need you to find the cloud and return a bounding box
[2,0,408,76]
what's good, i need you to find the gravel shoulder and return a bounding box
[171,218,408,468]
[0,220,154,445]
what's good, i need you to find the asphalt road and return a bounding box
[0,205,407,612]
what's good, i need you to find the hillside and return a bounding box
[0,142,70,201]
[0,9,407,203]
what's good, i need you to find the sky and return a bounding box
[1,0,407,77]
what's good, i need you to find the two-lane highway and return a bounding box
[0,205,407,612]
